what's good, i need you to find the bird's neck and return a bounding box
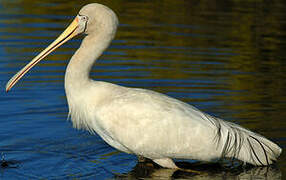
[64,33,112,92]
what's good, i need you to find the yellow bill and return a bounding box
[6,17,79,92]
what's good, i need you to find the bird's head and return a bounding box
[5,3,118,92]
[78,3,118,36]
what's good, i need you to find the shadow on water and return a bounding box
[116,161,282,179]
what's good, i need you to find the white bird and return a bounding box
[6,3,282,170]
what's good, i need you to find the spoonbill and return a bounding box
[6,3,281,169]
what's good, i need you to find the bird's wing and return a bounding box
[94,87,223,159]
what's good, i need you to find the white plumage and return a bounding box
[6,3,282,169]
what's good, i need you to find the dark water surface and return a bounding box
[0,0,285,179]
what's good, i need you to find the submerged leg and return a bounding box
[179,168,203,174]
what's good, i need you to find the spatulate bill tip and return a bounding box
[5,85,11,93]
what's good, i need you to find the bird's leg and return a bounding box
[137,155,147,162]
[152,158,178,169]
[153,158,202,174]
[178,168,203,174]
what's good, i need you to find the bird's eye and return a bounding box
[82,16,88,21]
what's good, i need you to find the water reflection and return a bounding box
[118,162,282,179]
[0,0,285,179]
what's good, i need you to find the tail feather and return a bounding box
[218,120,282,166]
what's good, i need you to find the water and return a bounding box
[0,0,285,179]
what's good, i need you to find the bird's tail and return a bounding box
[215,119,282,166]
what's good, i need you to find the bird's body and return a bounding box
[67,80,220,160]
[6,3,282,169]
[66,79,281,167]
